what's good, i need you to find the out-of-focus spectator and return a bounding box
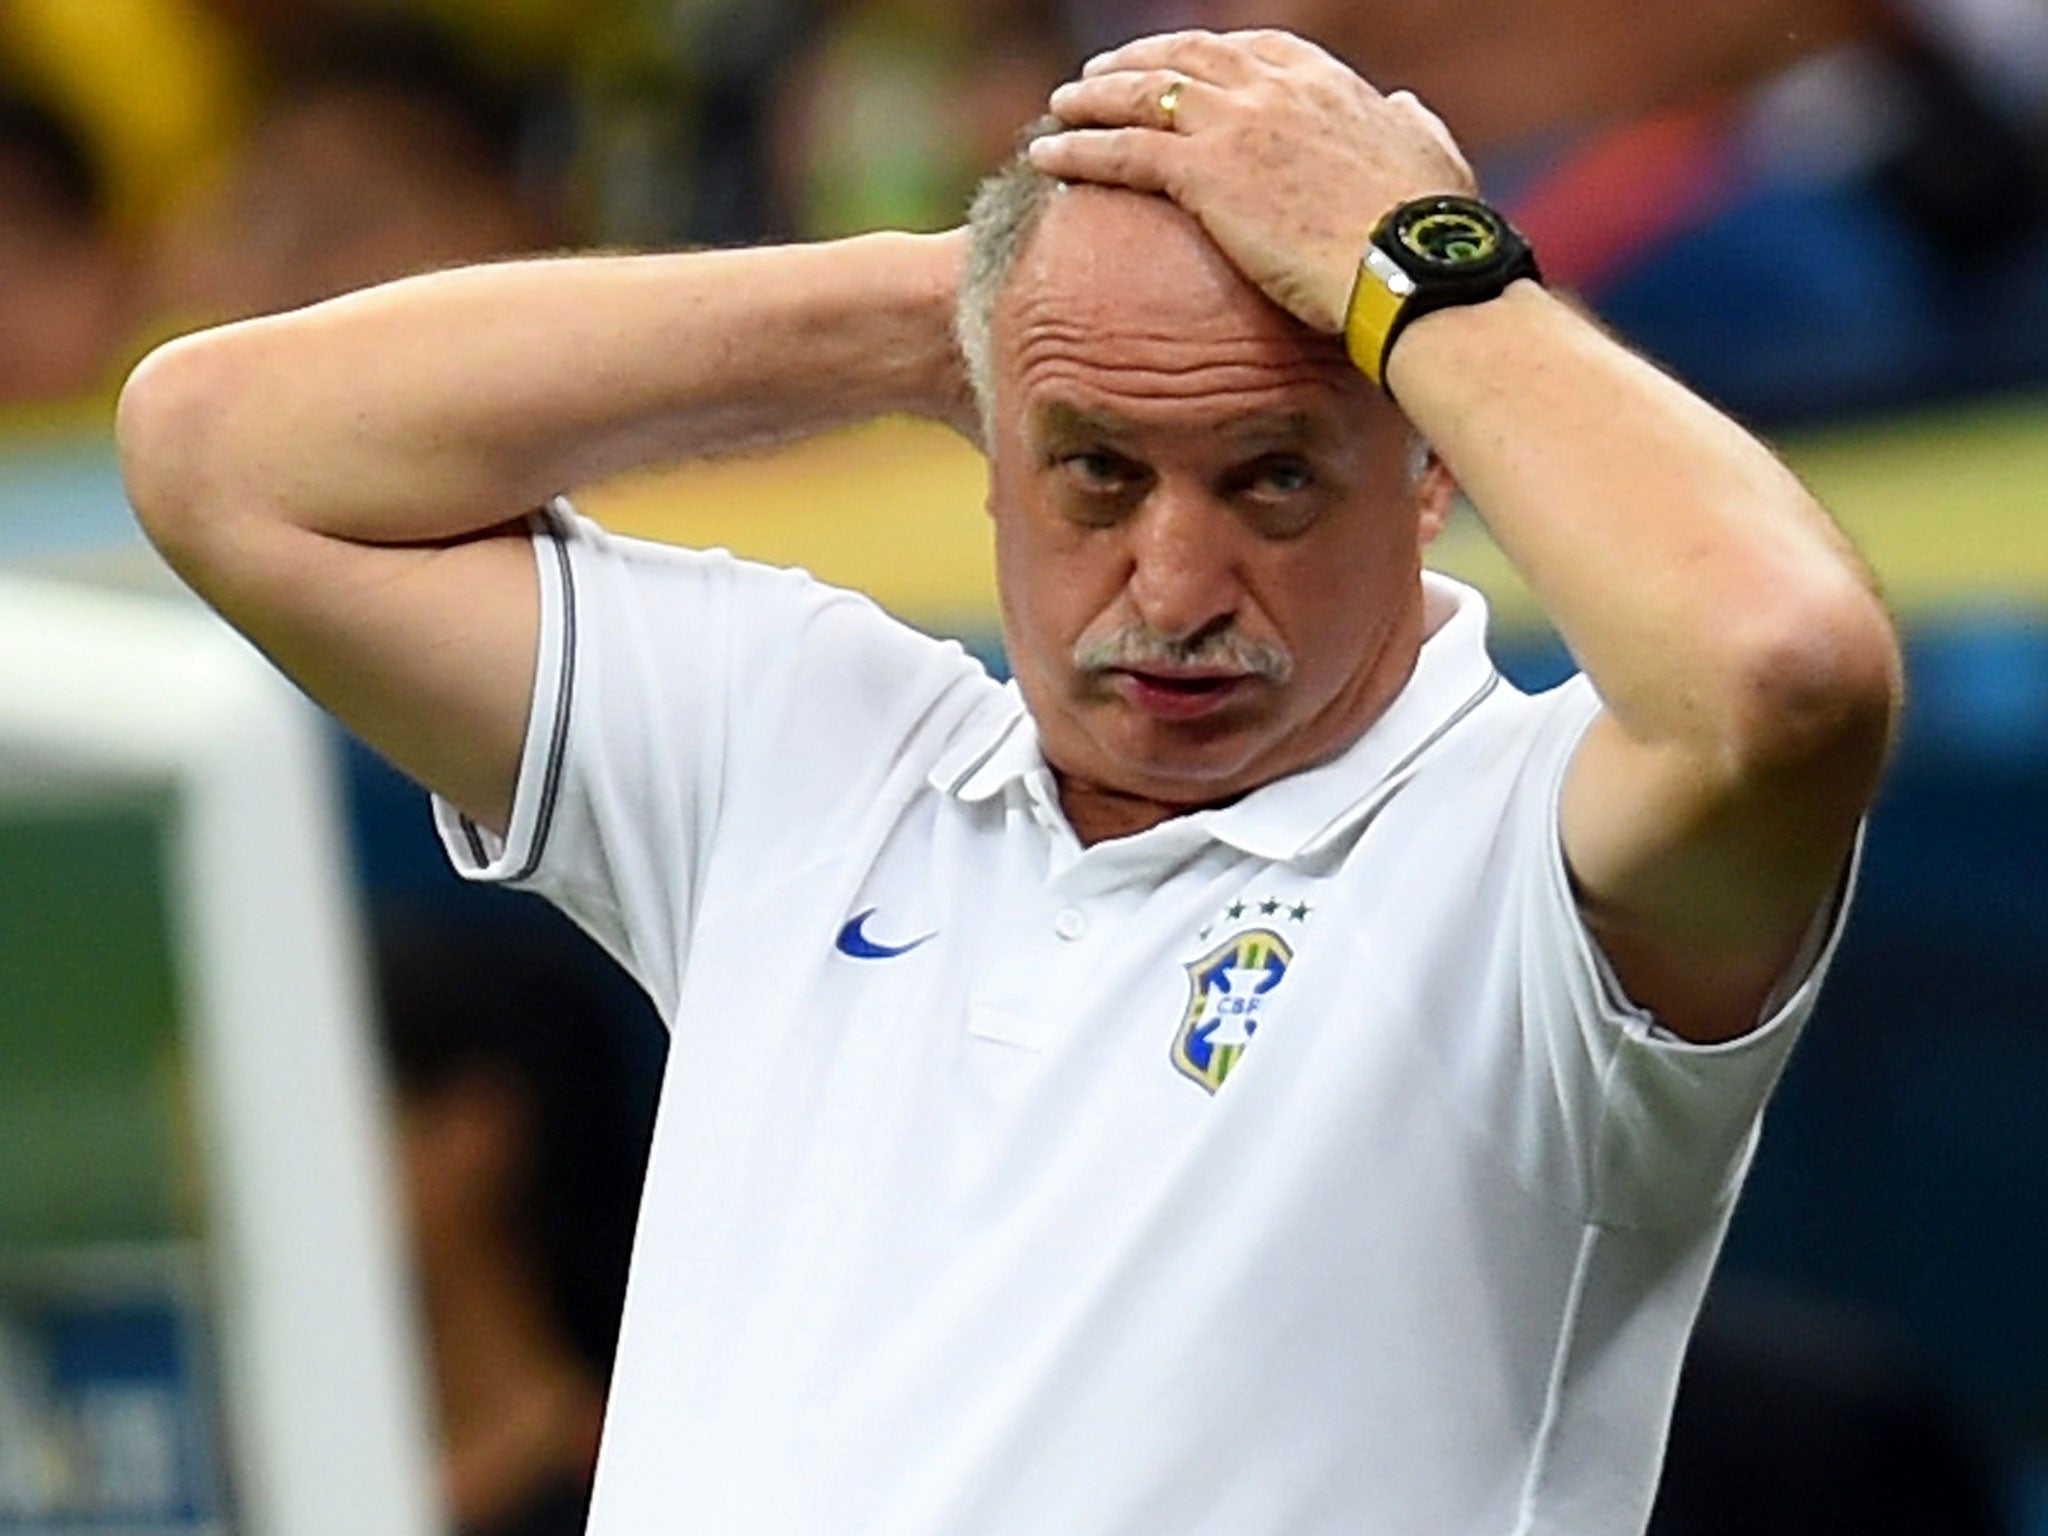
[0,0,253,231]
[205,0,604,78]
[0,91,132,407]
[769,0,1078,237]
[145,14,565,326]
[374,907,659,1536]
[1535,3,2048,421]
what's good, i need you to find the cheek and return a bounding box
[1256,521,1417,666]
[991,501,1123,664]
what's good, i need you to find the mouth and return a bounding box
[1109,668,1255,721]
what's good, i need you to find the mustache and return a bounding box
[1073,621,1294,683]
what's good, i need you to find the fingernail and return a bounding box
[1049,81,1076,105]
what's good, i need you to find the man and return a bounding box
[118,29,1901,1536]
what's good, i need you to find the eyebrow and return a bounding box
[1218,410,1324,450]
[1036,402,1136,446]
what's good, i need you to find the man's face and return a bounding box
[985,186,1440,823]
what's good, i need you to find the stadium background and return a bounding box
[1,0,2045,1532]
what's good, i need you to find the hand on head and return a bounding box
[1028,29,1476,334]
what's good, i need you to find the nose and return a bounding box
[1124,483,1243,644]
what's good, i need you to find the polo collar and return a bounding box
[928,572,1505,863]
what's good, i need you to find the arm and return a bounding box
[1034,30,1903,1043]
[119,233,968,833]
[1390,286,1897,1042]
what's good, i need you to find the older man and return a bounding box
[120,29,1899,1536]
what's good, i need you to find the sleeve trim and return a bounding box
[432,502,578,885]
[504,514,578,882]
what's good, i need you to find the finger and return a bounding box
[1026,127,1180,196]
[1050,69,1209,134]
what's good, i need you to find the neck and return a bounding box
[1059,778,1207,845]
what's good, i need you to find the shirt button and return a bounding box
[1053,907,1087,941]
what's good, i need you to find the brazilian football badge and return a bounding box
[1172,928,1294,1093]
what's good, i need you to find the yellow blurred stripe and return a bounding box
[582,393,2048,634]
[582,418,998,626]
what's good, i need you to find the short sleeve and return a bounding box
[432,502,743,1015]
[1499,678,1858,1230]
[433,500,996,1021]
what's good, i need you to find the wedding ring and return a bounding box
[1159,78,1185,130]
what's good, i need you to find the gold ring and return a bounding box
[1159,78,1185,130]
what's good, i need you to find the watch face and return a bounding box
[1393,199,1504,271]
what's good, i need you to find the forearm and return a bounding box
[1389,282,1900,764]
[120,231,964,553]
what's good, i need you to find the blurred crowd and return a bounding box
[2,0,2046,425]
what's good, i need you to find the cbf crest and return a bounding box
[1172,927,1294,1093]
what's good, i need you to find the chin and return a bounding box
[1098,739,1276,805]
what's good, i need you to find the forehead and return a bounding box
[993,186,1371,440]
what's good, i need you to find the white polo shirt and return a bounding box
[436,503,1848,1536]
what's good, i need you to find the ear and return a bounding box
[1415,448,1457,550]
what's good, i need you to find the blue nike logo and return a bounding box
[835,908,937,959]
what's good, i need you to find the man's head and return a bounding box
[959,146,1452,836]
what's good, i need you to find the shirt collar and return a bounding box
[929,572,1505,863]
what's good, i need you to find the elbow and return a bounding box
[117,325,256,569]
[1721,569,1904,789]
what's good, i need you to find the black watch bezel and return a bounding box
[1374,195,1539,295]
[1360,195,1542,386]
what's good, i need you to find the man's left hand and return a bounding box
[1031,29,1477,334]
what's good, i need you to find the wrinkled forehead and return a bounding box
[992,185,1371,434]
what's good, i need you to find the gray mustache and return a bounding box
[1074,624,1294,683]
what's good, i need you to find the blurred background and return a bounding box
[0,0,2042,1533]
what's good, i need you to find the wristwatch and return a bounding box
[1343,195,1541,390]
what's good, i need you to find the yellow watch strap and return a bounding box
[1343,247,1412,387]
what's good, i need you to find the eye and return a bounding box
[1223,455,1323,538]
[1242,455,1315,498]
[1050,448,1148,526]
[1059,450,1139,493]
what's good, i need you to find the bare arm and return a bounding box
[1390,285,1897,1040]
[1034,30,1902,1042]
[119,233,969,832]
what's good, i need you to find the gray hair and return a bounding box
[955,118,1065,428]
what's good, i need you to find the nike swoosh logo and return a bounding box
[835,908,937,960]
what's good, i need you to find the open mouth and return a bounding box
[1114,669,1252,720]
